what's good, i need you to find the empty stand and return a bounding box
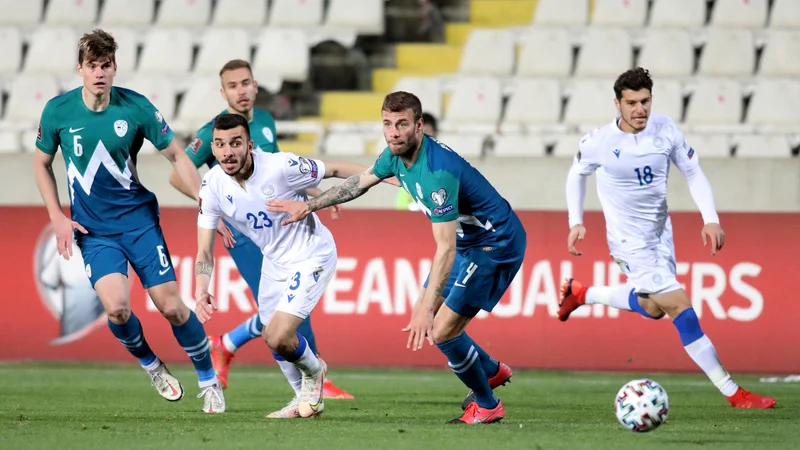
[551,133,584,158]
[735,134,793,158]
[23,27,79,75]
[252,28,309,83]
[44,0,99,27]
[99,0,155,27]
[393,77,443,119]
[502,78,563,133]
[175,77,227,132]
[156,0,211,27]
[516,28,573,77]
[121,76,178,121]
[590,0,648,28]
[0,0,43,27]
[683,133,732,158]
[323,132,366,156]
[493,135,547,157]
[434,133,485,158]
[326,0,385,35]
[458,29,514,76]
[769,0,800,28]
[212,0,267,27]
[697,29,755,76]
[137,28,194,76]
[564,79,619,129]
[649,0,706,28]
[268,0,323,27]
[1,76,60,130]
[574,28,633,77]
[759,31,800,77]
[684,79,744,129]
[443,77,502,130]
[746,79,800,132]
[651,79,684,122]
[710,0,768,28]
[194,28,251,76]
[0,28,22,77]
[637,29,694,78]
[532,0,588,26]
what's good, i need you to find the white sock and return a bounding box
[222,334,238,353]
[276,359,303,394]
[292,343,322,377]
[684,335,739,396]
[585,285,634,311]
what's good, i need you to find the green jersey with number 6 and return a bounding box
[36,87,175,235]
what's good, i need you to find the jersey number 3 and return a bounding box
[246,211,273,229]
[634,165,654,186]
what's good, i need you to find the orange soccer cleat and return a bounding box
[558,278,588,322]
[323,379,355,399]
[208,335,235,389]
[449,401,504,424]
[461,362,513,410]
[726,387,776,409]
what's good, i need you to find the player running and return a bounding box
[169,59,353,399]
[559,67,775,409]
[193,113,395,418]
[267,92,524,424]
[32,29,224,413]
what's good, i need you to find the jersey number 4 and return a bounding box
[246,211,273,229]
[634,165,654,186]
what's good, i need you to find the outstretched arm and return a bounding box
[162,138,202,202]
[194,226,217,322]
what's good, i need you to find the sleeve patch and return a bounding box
[37,124,42,141]
[687,147,695,159]
[298,157,319,179]
[433,204,454,215]
[189,137,203,154]
[430,188,448,206]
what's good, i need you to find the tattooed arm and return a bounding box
[194,226,218,322]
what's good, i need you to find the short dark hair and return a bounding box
[212,114,250,140]
[382,91,423,122]
[422,112,437,131]
[613,67,653,99]
[78,29,118,65]
[219,59,253,78]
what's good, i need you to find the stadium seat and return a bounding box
[502,78,562,133]
[710,0,768,28]
[574,28,632,77]
[0,28,22,78]
[458,29,514,76]
[638,29,694,78]
[23,27,79,75]
[1,76,59,130]
[551,133,584,158]
[156,0,211,27]
[759,31,800,76]
[99,0,155,27]
[651,79,684,122]
[326,0,384,35]
[697,29,755,76]
[516,27,572,77]
[121,76,178,120]
[684,79,743,129]
[683,133,732,158]
[252,29,309,84]
[590,0,648,28]
[101,27,139,72]
[323,132,366,156]
[0,0,43,26]
[434,133,485,158]
[268,0,323,27]
[734,134,793,158]
[746,79,800,132]
[0,130,20,153]
[194,28,251,76]
[137,28,193,77]
[44,0,99,26]
[393,77,443,119]
[532,0,588,26]
[563,79,618,130]
[212,0,267,27]
[175,77,228,133]
[492,134,547,157]
[770,0,800,28]
[649,0,705,28]
[443,77,502,130]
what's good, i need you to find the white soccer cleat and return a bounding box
[266,396,301,419]
[298,359,327,418]
[198,383,226,414]
[148,363,184,402]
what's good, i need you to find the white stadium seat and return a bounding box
[156,0,211,27]
[532,0,588,26]
[44,0,99,26]
[684,79,743,127]
[575,28,632,77]
[516,27,572,77]
[434,134,485,158]
[323,132,366,156]
[551,133,584,158]
[121,76,178,120]
[651,79,684,122]
[194,28,251,76]
[458,29,514,76]
[759,31,800,76]
[746,79,800,132]
[0,0,43,26]
[175,77,228,131]
[697,29,755,76]
[1,76,59,128]
[564,79,618,129]
[590,0,648,28]
[326,0,384,35]
[213,0,267,27]
[503,78,562,131]
[770,0,800,29]
[393,77,442,119]
[102,27,139,72]
[492,135,547,157]
[137,28,193,76]
[23,27,79,75]
[649,0,705,28]
[710,0,768,28]
[99,0,155,27]
[253,29,309,83]
[444,77,502,126]
[0,130,20,153]
[0,27,23,77]
[735,134,793,158]
[268,0,323,27]
[638,29,694,78]
[683,133,732,158]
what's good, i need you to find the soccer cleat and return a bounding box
[448,401,504,424]
[558,278,588,322]
[208,334,235,389]
[726,387,776,409]
[461,362,513,410]
[266,397,301,419]
[298,359,327,418]
[148,363,184,402]
[323,379,355,400]
[198,383,226,413]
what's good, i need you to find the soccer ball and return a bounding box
[614,379,669,432]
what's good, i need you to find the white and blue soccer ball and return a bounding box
[614,379,669,432]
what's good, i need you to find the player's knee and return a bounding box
[263,326,293,354]
[639,298,666,320]
[652,290,691,319]
[105,305,131,324]
[430,322,459,344]
[158,299,189,325]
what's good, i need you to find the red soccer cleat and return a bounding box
[461,362,513,410]
[323,379,355,399]
[208,335,235,389]
[726,387,776,409]
[558,278,588,322]
[449,401,504,424]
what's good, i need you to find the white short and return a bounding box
[257,249,337,327]
[611,233,682,296]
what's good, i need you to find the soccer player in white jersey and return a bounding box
[559,68,776,409]
[192,113,397,418]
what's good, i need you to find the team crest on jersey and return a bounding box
[114,120,128,137]
[430,188,447,206]
[653,136,665,149]
[298,157,319,179]
[415,183,423,199]
[155,110,164,124]
[262,127,274,143]
[261,183,276,199]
